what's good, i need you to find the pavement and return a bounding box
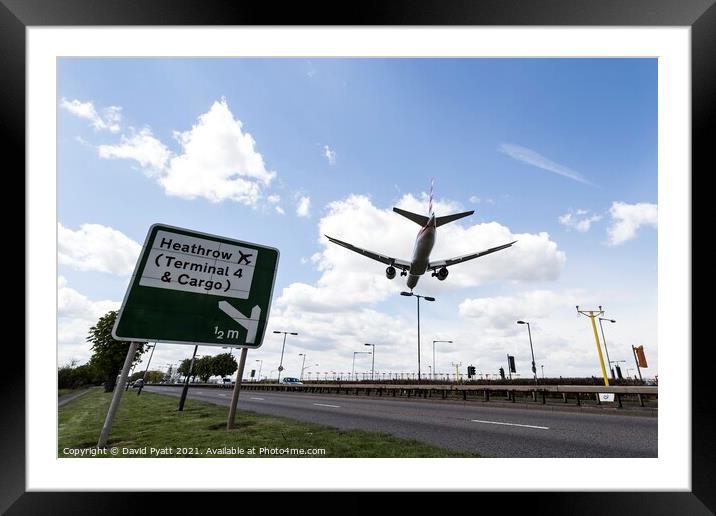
[58,387,95,407]
[145,385,658,458]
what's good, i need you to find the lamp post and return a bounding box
[598,318,617,379]
[352,351,371,381]
[298,353,307,380]
[273,330,298,384]
[401,291,435,382]
[516,321,537,383]
[255,360,263,382]
[364,343,376,381]
[541,364,544,379]
[432,340,452,381]
[302,363,318,380]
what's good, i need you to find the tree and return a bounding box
[178,358,196,380]
[87,311,146,392]
[212,353,238,380]
[58,360,100,390]
[194,356,215,383]
[144,370,165,383]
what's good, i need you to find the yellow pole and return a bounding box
[588,312,610,386]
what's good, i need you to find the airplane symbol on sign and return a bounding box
[238,251,253,265]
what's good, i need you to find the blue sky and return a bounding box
[58,58,657,381]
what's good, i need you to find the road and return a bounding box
[145,385,657,457]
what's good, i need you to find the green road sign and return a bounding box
[112,223,279,349]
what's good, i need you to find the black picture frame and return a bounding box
[5,0,711,512]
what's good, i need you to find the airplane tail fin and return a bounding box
[393,207,429,226]
[435,210,474,227]
[428,178,434,217]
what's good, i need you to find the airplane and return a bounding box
[324,182,516,291]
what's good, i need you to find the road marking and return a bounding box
[471,419,549,430]
[218,393,228,397]
[313,403,341,408]
[250,397,265,400]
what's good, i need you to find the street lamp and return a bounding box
[598,318,617,379]
[302,363,318,380]
[541,364,544,379]
[432,340,452,381]
[364,343,376,381]
[273,330,298,383]
[298,353,307,380]
[255,360,263,382]
[352,351,371,381]
[517,321,538,384]
[401,291,435,382]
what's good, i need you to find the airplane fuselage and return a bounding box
[407,215,436,289]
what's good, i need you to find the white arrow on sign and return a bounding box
[218,301,261,344]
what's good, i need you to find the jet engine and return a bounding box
[385,266,396,280]
[436,267,449,281]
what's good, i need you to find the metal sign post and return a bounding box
[178,345,199,411]
[227,347,249,429]
[98,342,138,448]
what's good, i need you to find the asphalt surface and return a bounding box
[58,387,94,407]
[145,385,657,457]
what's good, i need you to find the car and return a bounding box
[132,379,145,388]
[280,377,303,385]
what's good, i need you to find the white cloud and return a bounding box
[98,128,171,171]
[607,202,658,246]
[296,196,311,218]
[58,276,120,320]
[275,206,285,215]
[469,195,494,205]
[323,145,336,165]
[558,209,602,232]
[58,277,121,365]
[499,143,591,185]
[58,222,142,275]
[459,290,582,331]
[97,99,277,206]
[267,194,281,204]
[60,98,122,133]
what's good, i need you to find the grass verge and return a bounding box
[59,389,478,458]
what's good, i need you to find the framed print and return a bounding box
[5,0,713,512]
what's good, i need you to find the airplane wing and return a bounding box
[429,241,517,270]
[324,235,411,270]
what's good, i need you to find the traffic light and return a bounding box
[499,367,505,379]
[467,365,476,378]
[508,355,517,373]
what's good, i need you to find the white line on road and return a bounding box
[471,419,549,430]
[250,397,265,400]
[218,393,228,397]
[313,403,341,408]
